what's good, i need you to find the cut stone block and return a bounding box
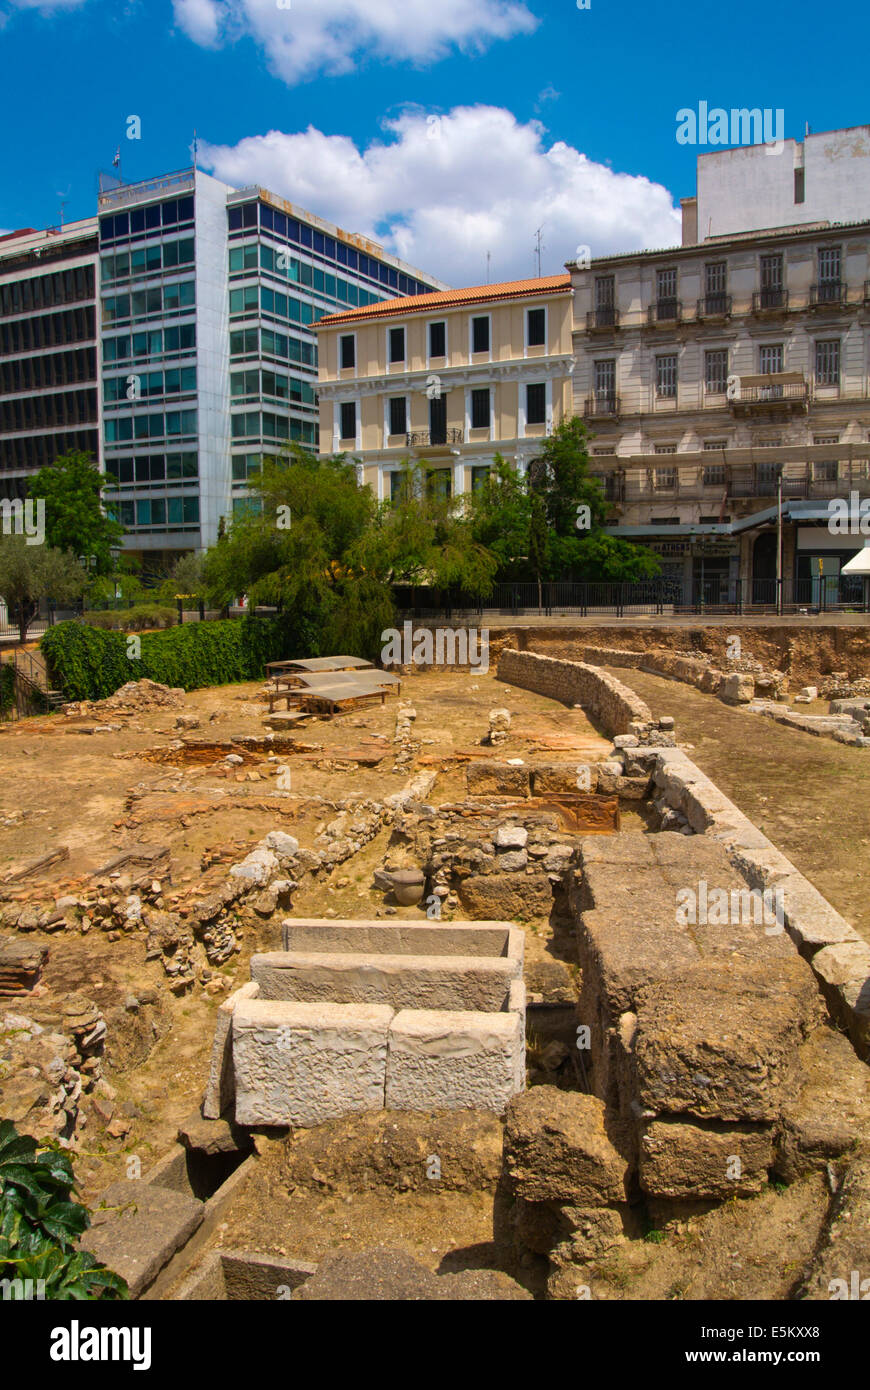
[231,999,393,1127]
[250,950,519,1012]
[457,872,553,921]
[579,906,700,1019]
[639,1118,774,1199]
[633,958,820,1122]
[281,918,522,963]
[202,981,259,1120]
[720,673,755,703]
[466,762,530,797]
[503,1086,627,1204]
[811,941,870,1057]
[80,1180,203,1298]
[385,1009,524,1113]
[775,1024,870,1181]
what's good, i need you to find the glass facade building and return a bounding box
[98,169,446,561]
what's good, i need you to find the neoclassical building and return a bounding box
[314,276,575,502]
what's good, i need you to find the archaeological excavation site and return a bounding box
[2,621,870,1311]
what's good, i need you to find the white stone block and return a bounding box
[203,981,259,1120]
[232,999,393,1127]
[385,1009,525,1113]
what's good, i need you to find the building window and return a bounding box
[653,468,677,490]
[340,334,355,369]
[704,349,728,394]
[429,321,446,358]
[526,382,546,425]
[760,254,783,290]
[471,316,490,354]
[703,464,726,486]
[471,465,491,492]
[594,360,615,400]
[339,401,356,440]
[794,168,805,204]
[427,468,451,499]
[654,444,677,453]
[818,247,841,285]
[389,326,405,364]
[389,397,407,436]
[390,470,410,504]
[656,354,677,398]
[595,275,615,308]
[813,434,839,482]
[705,262,727,295]
[527,308,546,347]
[759,343,783,374]
[815,339,840,386]
[471,388,491,430]
[655,267,678,316]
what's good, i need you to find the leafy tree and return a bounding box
[466,454,532,581]
[355,460,498,595]
[0,537,87,642]
[0,1119,127,1300]
[155,551,206,606]
[27,451,123,575]
[529,416,608,538]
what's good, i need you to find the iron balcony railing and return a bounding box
[696,293,732,319]
[732,379,809,406]
[586,307,619,331]
[809,281,848,308]
[406,428,464,447]
[647,298,682,325]
[752,287,789,312]
[584,394,620,417]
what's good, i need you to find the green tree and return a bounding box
[528,491,549,613]
[0,537,87,642]
[466,454,532,581]
[530,417,608,538]
[27,451,123,575]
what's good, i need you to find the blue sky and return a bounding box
[0,0,866,283]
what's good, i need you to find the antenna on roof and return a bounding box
[486,251,491,283]
[534,226,544,278]
[805,121,810,137]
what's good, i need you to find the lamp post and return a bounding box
[109,546,122,610]
[776,465,783,615]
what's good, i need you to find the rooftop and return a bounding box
[316,273,573,328]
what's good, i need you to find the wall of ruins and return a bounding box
[496,649,655,737]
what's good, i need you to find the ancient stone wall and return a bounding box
[497,649,655,737]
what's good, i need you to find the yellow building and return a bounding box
[314,275,575,501]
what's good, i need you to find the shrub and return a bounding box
[0,662,13,714]
[81,605,177,632]
[41,611,323,702]
[0,1119,127,1300]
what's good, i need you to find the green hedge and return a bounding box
[0,663,14,714]
[41,612,324,702]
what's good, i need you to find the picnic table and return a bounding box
[264,665,401,711]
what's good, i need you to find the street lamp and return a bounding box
[110,546,122,610]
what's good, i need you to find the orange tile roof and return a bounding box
[316,273,572,328]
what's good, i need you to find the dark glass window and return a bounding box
[340,335,355,369]
[472,316,490,353]
[340,401,356,439]
[389,397,407,436]
[260,204,274,229]
[527,308,546,346]
[389,327,405,363]
[526,383,546,425]
[241,203,257,228]
[429,321,446,358]
[227,207,242,231]
[471,388,490,430]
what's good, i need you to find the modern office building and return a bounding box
[0,219,100,504]
[97,168,446,565]
[314,275,575,501]
[571,128,870,602]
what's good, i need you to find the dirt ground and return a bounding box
[0,669,608,1204]
[603,666,870,944]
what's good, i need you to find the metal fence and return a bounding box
[394,575,869,619]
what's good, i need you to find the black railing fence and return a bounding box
[393,575,869,619]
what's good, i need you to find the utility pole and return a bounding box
[776,465,783,615]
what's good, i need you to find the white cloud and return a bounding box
[173,0,537,84]
[200,106,682,284]
[3,0,89,10]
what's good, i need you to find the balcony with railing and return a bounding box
[586,306,620,332]
[751,287,789,314]
[647,298,682,326]
[809,281,848,309]
[406,428,464,448]
[696,293,732,321]
[729,372,809,415]
[583,394,621,418]
[619,460,870,504]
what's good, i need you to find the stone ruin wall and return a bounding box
[496,648,655,737]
